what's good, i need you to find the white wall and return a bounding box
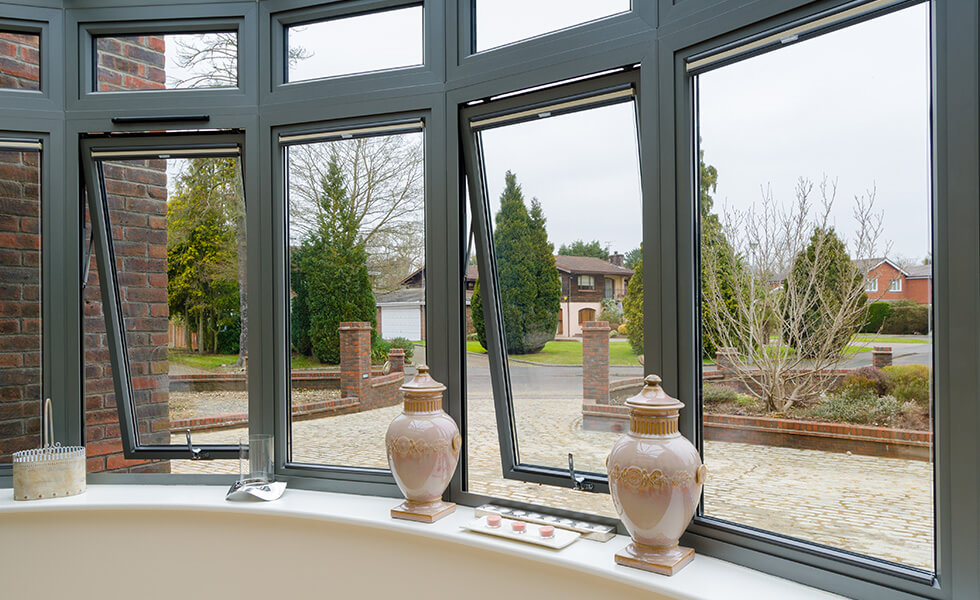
[0,509,667,600]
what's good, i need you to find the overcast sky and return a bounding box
[480,102,643,255]
[698,2,931,262]
[164,1,930,262]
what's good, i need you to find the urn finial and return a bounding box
[399,364,446,397]
[624,373,684,412]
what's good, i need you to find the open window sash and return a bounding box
[459,69,640,493]
[80,132,244,460]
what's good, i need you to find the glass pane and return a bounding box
[696,3,933,570]
[467,98,641,514]
[0,148,41,463]
[287,6,423,82]
[95,32,238,91]
[285,129,424,469]
[85,154,245,474]
[0,31,40,91]
[475,0,630,52]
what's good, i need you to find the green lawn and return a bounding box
[169,349,332,371]
[852,334,931,344]
[466,339,642,366]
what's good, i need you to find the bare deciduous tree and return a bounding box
[287,135,425,292]
[702,177,886,412]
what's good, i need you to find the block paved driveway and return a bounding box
[173,367,934,571]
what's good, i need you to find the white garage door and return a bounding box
[381,305,421,340]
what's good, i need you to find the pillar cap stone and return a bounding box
[339,321,372,330]
[582,321,611,330]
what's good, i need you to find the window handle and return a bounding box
[185,429,211,460]
[568,453,594,491]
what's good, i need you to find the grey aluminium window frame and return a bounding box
[0,0,971,596]
[79,131,247,461]
[272,112,427,489]
[458,67,640,495]
[655,0,978,598]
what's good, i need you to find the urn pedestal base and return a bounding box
[390,499,456,523]
[615,542,694,576]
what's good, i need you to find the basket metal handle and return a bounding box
[42,397,54,448]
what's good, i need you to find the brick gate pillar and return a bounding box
[582,320,611,404]
[872,346,893,368]
[340,322,372,401]
[387,347,405,374]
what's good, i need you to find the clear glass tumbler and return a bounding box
[239,434,274,483]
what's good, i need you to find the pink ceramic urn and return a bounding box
[386,365,461,523]
[607,374,707,575]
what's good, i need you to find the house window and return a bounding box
[474,0,630,52]
[890,278,902,292]
[94,31,239,90]
[0,31,40,91]
[0,139,42,465]
[285,4,423,83]
[604,278,614,298]
[81,133,246,467]
[694,1,934,573]
[462,69,642,515]
[280,118,424,471]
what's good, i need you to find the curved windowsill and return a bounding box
[0,485,839,600]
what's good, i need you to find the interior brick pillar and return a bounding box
[872,346,893,368]
[387,348,405,374]
[582,320,610,404]
[340,322,372,401]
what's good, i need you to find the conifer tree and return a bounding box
[471,171,560,354]
[292,155,377,364]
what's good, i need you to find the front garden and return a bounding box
[703,363,931,430]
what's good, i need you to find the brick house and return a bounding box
[400,253,633,340]
[857,258,932,305]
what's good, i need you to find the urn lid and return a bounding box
[624,374,684,412]
[399,364,446,398]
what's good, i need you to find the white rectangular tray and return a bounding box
[461,516,581,549]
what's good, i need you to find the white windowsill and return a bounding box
[0,485,842,600]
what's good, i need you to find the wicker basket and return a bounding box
[12,399,86,501]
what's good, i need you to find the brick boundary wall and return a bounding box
[0,148,41,461]
[83,36,170,473]
[0,31,40,90]
[171,397,361,433]
[582,403,931,461]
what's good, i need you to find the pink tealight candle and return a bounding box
[511,521,526,533]
[486,514,502,528]
[538,526,555,539]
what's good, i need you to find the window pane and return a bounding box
[475,0,630,52]
[287,6,423,82]
[95,32,237,91]
[0,31,40,91]
[466,98,640,517]
[696,3,933,570]
[0,148,41,462]
[85,155,245,474]
[285,129,424,469]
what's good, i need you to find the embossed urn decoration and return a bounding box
[607,374,707,575]
[386,365,461,523]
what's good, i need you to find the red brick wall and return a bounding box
[0,31,40,91]
[904,277,931,305]
[865,261,931,305]
[0,149,41,462]
[96,36,166,92]
[84,37,170,473]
